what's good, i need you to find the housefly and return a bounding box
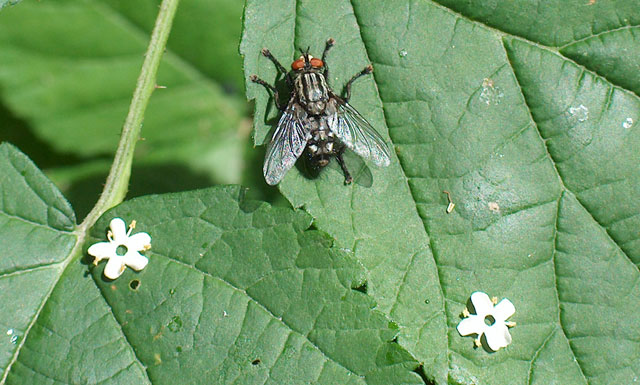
[250,38,391,186]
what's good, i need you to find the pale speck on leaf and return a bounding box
[479,78,504,105]
[568,104,589,123]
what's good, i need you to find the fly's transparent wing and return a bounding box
[263,101,310,185]
[327,98,391,167]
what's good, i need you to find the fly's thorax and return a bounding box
[294,70,329,115]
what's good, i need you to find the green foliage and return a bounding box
[0,143,77,378]
[0,0,247,219]
[1,0,640,384]
[242,0,640,384]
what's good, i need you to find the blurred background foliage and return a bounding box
[0,0,281,220]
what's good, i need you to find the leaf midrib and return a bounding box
[343,0,452,379]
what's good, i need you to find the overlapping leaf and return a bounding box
[0,0,247,218]
[242,0,640,383]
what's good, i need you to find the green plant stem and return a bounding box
[80,0,180,230]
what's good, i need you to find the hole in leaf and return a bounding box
[116,245,128,256]
[167,316,183,332]
[129,279,140,291]
[352,281,367,294]
[251,359,261,366]
[484,315,496,326]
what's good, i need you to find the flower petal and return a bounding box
[124,251,148,271]
[493,298,516,322]
[87,242,115,260]
[126,232,151,252]
[470,291,493,315]
[457,315,486,337]
[104,256,126,279]
[109,218,128,242]
[484,323,512,351]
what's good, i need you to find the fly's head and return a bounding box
[291,48,324,73]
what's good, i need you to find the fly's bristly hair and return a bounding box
[251,38,391,186]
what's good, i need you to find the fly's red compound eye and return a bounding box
[310,58,324,68]
[291,59,305,70]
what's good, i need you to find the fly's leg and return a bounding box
[343,65,373,103]
[250,75,285,111]
[322,38,335,78]
[336,149,353,185]
[261,48,293,86]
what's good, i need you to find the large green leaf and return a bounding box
[241,0,640,384]
[0,0,247,219]
[1,144,424,383]
[86,186,423,384]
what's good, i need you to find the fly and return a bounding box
[250,38,391,186]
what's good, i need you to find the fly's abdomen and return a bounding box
[307,125,338,167]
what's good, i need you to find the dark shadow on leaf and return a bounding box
[238,193,262,214]
[241,139,284,205]
[412,364,437,385]
[67,163,218,221]
[0,101,109,169]
[256,73,290,127]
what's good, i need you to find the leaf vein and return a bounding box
[156,252,364,380]
[348,0,451,377]
[503,38,640,272]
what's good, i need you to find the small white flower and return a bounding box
[88,218,151,280]
[457,291,516,351]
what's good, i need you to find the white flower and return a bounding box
[88,218,151,280]
[457,291,516,351]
